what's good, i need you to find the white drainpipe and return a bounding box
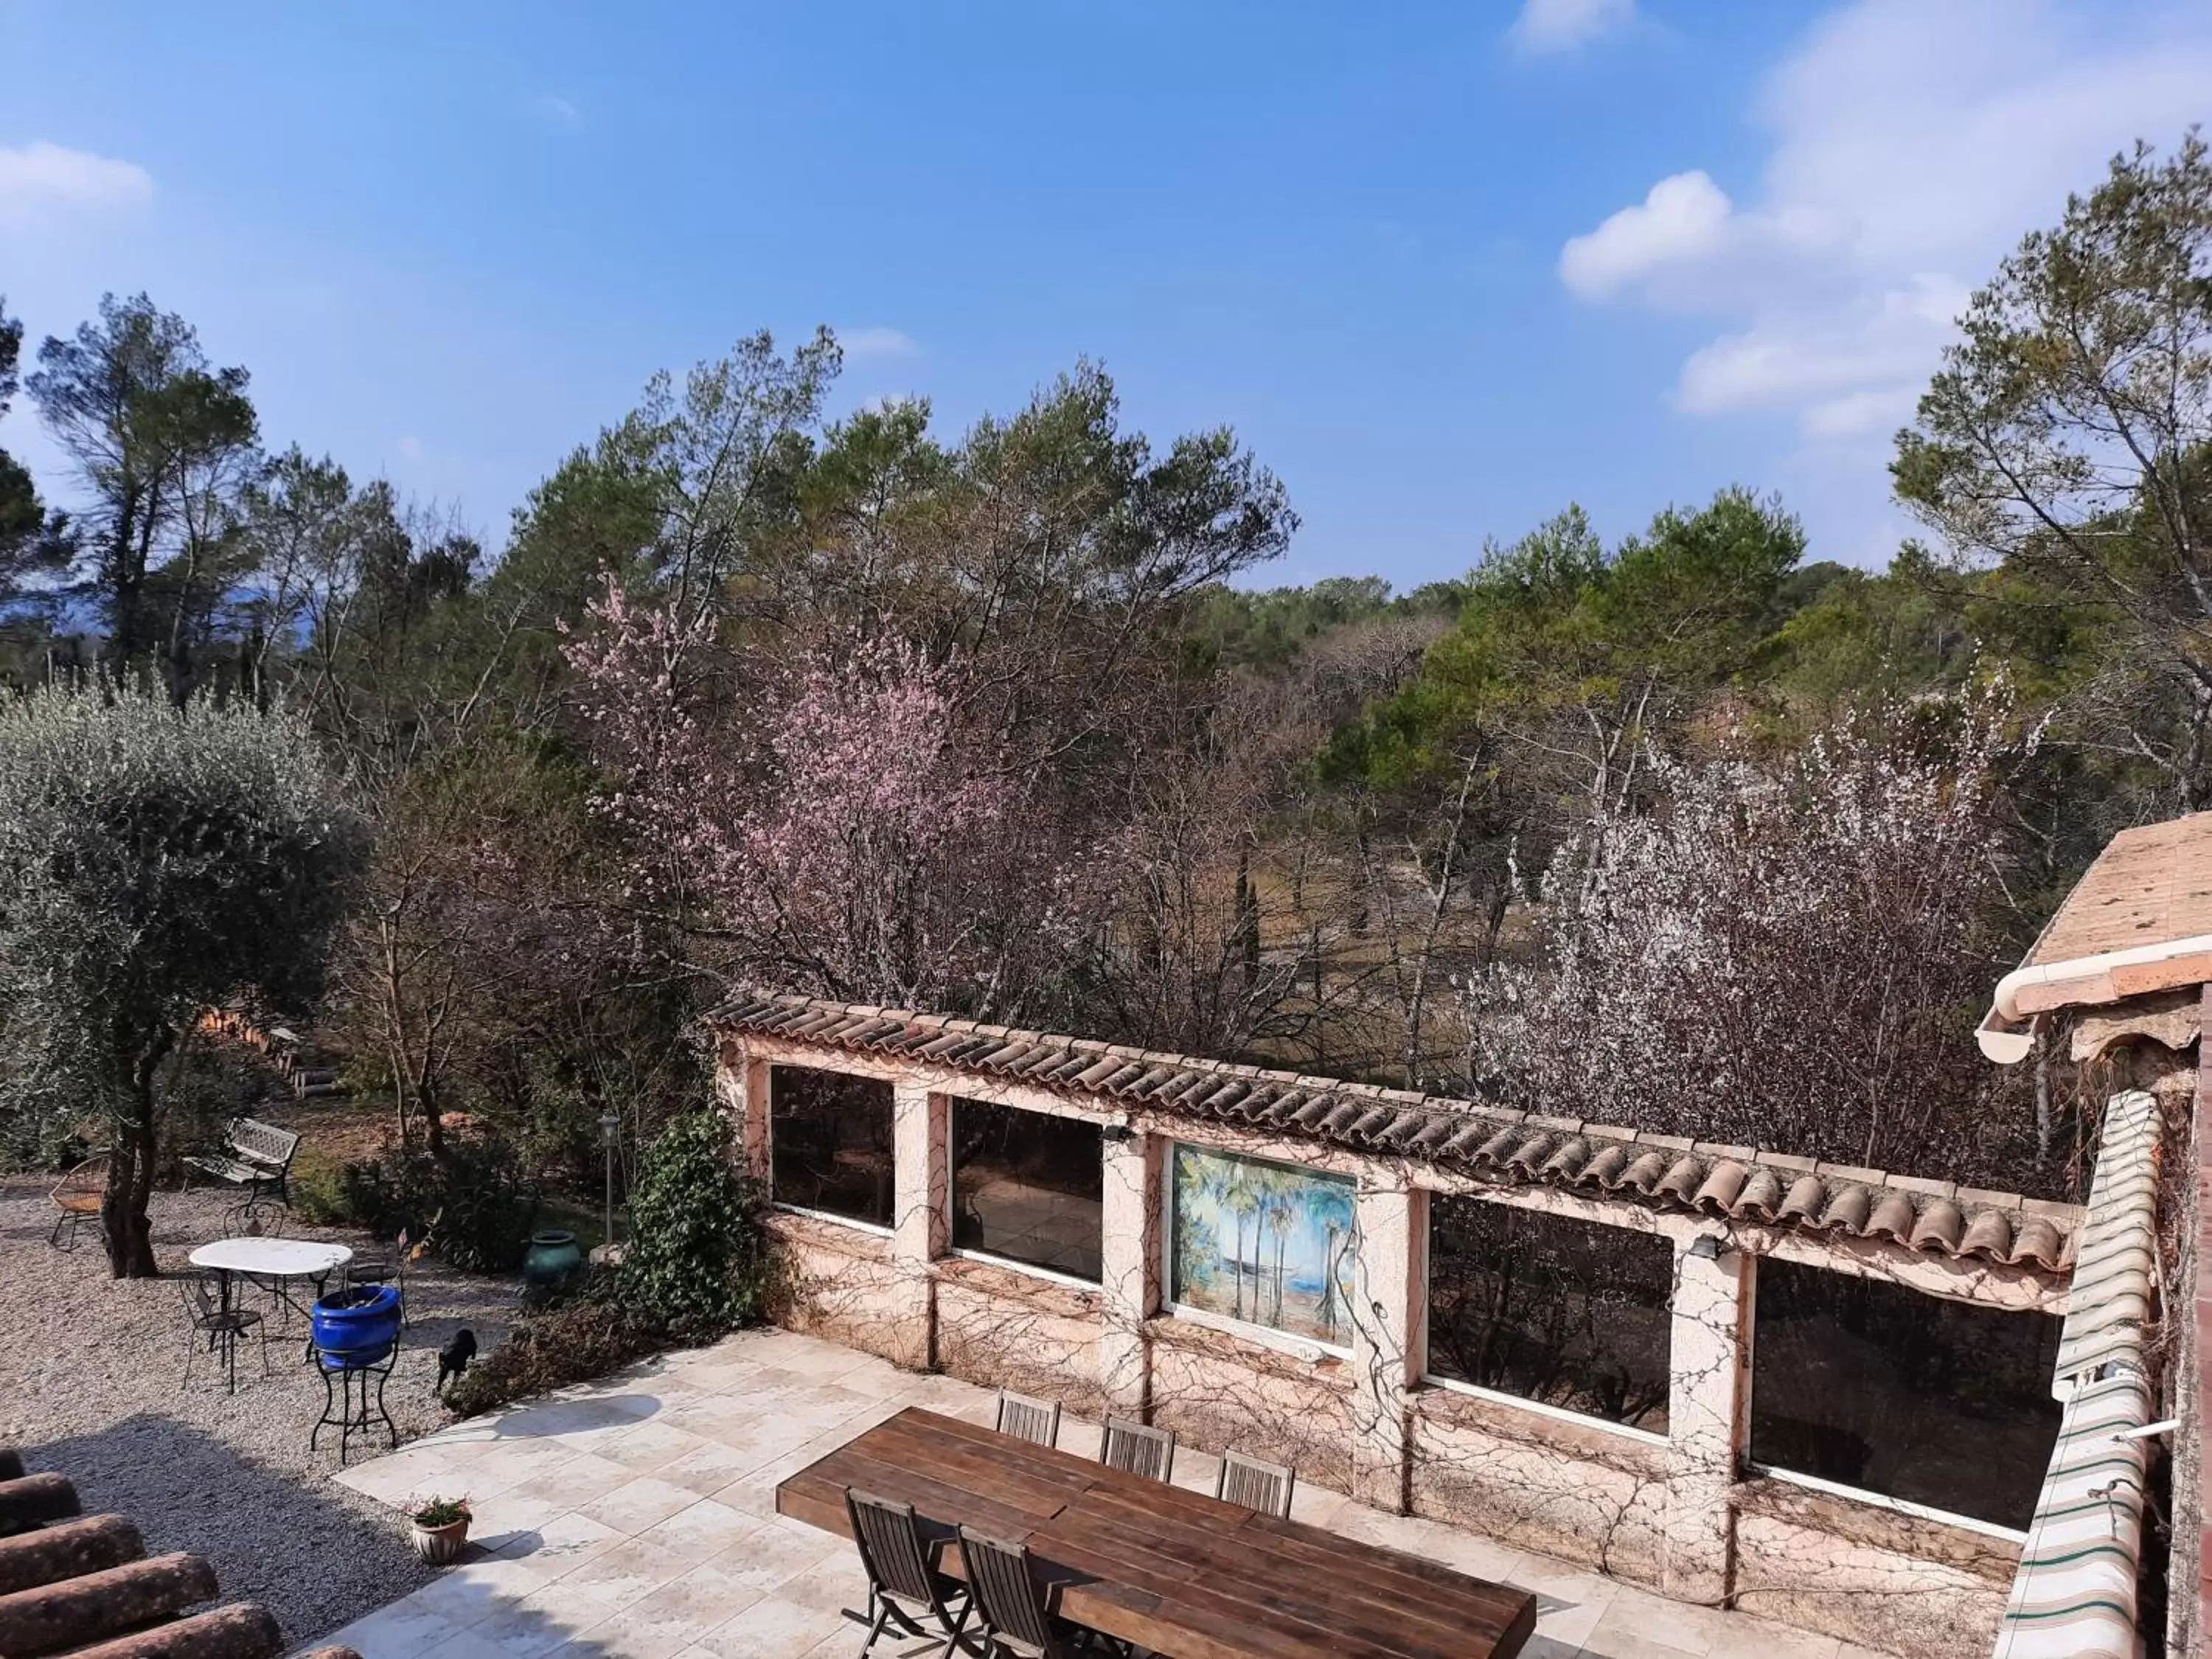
[1978,933,2212,1065]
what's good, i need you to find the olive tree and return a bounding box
[0,687,363,1276]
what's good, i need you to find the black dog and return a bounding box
[437,1329,477,1396]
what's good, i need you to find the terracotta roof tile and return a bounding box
[1735,1167,1786,1218]
[709,991,2081,1274]
[1865,1190,1918,1245]
[1908,1197,1965,1253]
[0,1453,339,1659]
[1691,1161,1750,1212]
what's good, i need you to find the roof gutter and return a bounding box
[1978,932,2212,1066]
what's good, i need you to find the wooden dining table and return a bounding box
[775,1407,1537,1659]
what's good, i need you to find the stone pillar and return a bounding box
[716,1046,771,1181]
[1099,1129,1161,1417]
[888,1082,949,1371]
[1349,1183,1422,1513]
[1663,1235,1752,1604]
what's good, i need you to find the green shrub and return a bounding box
[341,1137,540,1273]
[430,1138,541,1271]
[620,1109,771,1343]
[444,1288,664,1416]
[288,1149,355,1225]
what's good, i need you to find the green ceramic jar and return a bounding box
[521,1229,582,1293]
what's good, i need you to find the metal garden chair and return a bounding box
[49,1153,107,1251]
[181,1268,270,1394]
[956,1527,1131,1658]
[1097,1416,1175,1484]
[841,1487,978,1657]
[1215,1450,1296,1517]
[344,1228,411,1327]
[994,1390,1062,1449]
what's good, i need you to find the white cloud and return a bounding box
[396,434,425,464]
[1559,172,1731,298]
[1511,0,1636,55]
[1558,0,2212,442]
[0,142,153,225]
[529,94,582,129]
[838,326,919,360]
[1676,274,1969,426]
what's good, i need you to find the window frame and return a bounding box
[1417,1189,1676,1444]
[1743,1251,2062,1537]
[1158,1139,1360,1360]
[947,1091,1107,1287]
[1744,1462,2031,1545]
[765,1061,899,1234]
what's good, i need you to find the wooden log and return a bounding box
[50,1601,284,1659]
[0,1514,145,1596]
[0,1448,23,1481]
[0,1550,218,1657]
[0,1473,80,1531]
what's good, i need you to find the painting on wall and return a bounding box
[1168,1144,1359,1346]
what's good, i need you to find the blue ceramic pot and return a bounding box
[521,1230,582,1293]
[313,1282,402,1367]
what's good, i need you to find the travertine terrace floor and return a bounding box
[322,1326,1894,1659]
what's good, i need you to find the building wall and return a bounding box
[1733,1478,2018,1656]
[727,1034,2048,1659]
[1411,1382,1672,1582]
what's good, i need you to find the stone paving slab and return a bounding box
[319,1326,1893,1659]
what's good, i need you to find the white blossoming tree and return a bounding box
[1467,692,2038,1184]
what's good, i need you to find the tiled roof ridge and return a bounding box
[708,990,2079,1275]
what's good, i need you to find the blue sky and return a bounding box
[4,1,2209,587]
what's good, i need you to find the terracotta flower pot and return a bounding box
[412,1517,470,1565]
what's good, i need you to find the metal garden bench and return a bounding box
[182,1117,300,1228]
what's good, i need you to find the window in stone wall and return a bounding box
[1167,1143,1359,1348]
[1425,1195,1674,1433]
[770,1065,896,1228]
[950,1097,1104,1282]
[1750,1256,2063,1530]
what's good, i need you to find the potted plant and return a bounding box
[409,1495,472,1564]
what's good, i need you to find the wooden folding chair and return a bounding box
[1097,1416,1175,1483]
[994,1389,1062,1449]
[843,1486,976,1656]
[958,1526,1130,1658]
[1215,1449,1296,1517]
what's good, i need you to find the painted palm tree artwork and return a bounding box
[1169,1145,1358,1344]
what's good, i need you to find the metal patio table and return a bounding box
[187,1236,352,1334]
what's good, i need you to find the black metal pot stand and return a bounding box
[311,1343,400,1465]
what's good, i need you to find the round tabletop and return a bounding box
[188,1237,352,1279]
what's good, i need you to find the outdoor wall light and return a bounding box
[1686,1234,1723,1261]
[1100,1123,1135,1144]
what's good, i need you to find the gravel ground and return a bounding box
[0,1174,518,1649]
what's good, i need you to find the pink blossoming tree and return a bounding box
[566,575,1099,1017]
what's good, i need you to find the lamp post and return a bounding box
[598,1109,621,1252]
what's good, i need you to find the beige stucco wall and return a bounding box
[728,1035,2037,1659]
[1411,1383,1672,1582]
[1733,1478,2017,1656]
[933,1256,1107,1417]
[1146,1317,1361,1489]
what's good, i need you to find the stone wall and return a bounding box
[728,1034,2045,1659]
